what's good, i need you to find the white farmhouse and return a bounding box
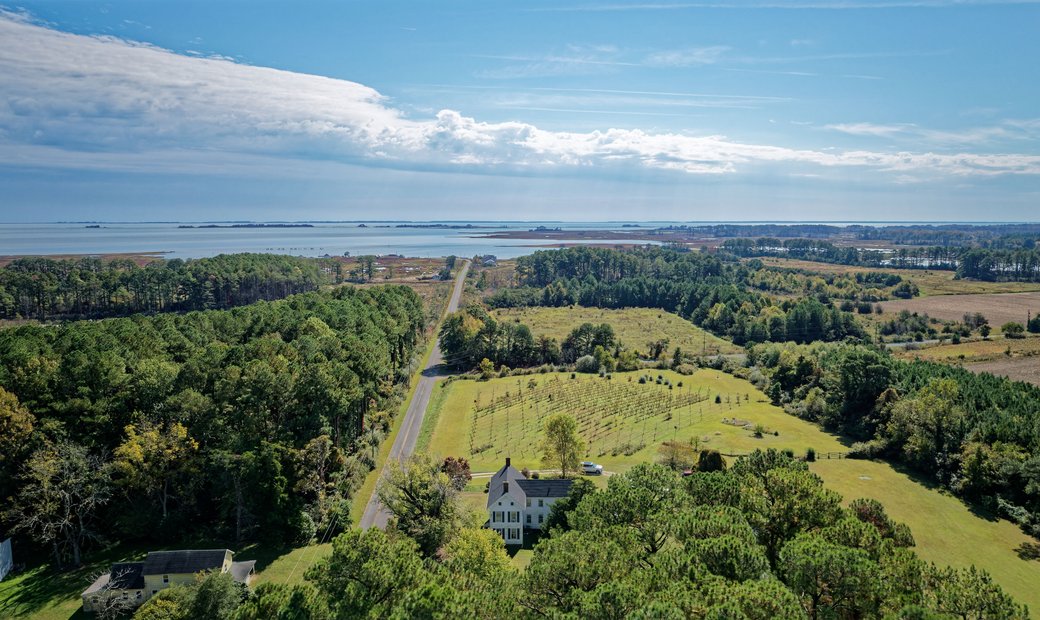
[486,458,572,545]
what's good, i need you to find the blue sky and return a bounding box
[1,1,1039,222]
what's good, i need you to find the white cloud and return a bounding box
[825,122,913,137]
[533,1,1040,12]
[1,13,1039,182]
[644,46,731,66]
[826,119,1040,145]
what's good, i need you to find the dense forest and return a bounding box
[747,343,1040,539]
[0,285,425,568]
[0,254,342,321]
[720,238,1040,282]
[130,454,1027,619]
[483,247,864,346]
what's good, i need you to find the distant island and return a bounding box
[391,223,488,229]
[177,223,315,229]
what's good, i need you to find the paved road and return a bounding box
[360,260,470,529]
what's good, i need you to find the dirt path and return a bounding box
[360,260,470,529]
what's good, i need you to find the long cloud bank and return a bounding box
[2,12,1039,180]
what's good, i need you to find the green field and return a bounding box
[812,459,1040,614]
[491,306,742,356]
[422,369,845,473]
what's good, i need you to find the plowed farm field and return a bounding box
[879,291,1040,327]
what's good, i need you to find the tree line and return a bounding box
[485,247,864,347]
[656,222,1040,246]
[0,285,425,568]
[721,238,1040,282]
[132,452,1028,619]
[439,307,633,371]
[0,253,342,321]
[749,343,1040,540]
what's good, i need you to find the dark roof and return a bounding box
[516,479,573,498]
[109,562,145,590]
[143,549,229,576]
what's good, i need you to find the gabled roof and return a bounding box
[229,560,256,584]
[487,459,575,506]
[143,549,230,576]
[516,478,573,498]
[488,459,527,507]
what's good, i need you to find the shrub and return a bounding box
[575,355,600,373]
[675,363,696,375]
[1029,314,1040,333]
[805,447,816,462]
[715,394,722,404]
[847,439,887,459]
[1001,322,1026,339]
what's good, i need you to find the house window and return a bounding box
[136,592,142,599]
[526,514,531,524]
[152,590,157,595]
[526,498,531,507]
[162,575,169,584]
[538,499,544,507]
[539,514,544,524]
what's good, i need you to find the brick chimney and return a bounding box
[505,457,511,468]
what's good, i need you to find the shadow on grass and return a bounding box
[234,542,295,574]
[505,529,544,557]
[1015,542,1040,561]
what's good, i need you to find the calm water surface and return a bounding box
[0,222,662,259]
[0,221,1009,260]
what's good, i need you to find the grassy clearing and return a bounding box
[423,369,845,473]
[245,543,332,588]
[812,459,1040,614]
[491,306,741,356]
[757,257,1040,297]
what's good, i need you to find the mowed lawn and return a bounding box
[421,369,846,474]
[812,459,1040,614]
[491,306,742,356]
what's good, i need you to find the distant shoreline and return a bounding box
[177,223,314,229]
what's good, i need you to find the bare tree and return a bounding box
[4,440,112,568]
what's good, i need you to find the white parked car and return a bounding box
[582,461,604,475]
